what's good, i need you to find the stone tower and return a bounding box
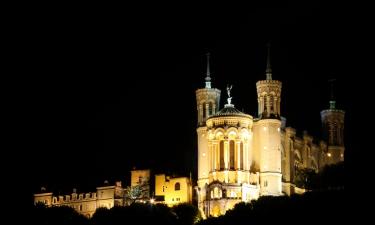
[320,80,345,164]
[196,53,221,127]
[253,45,282,196]
[196,53,221,202]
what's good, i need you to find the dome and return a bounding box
[209,104,252,119]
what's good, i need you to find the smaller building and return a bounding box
[155,174,193,207]
[34,170,193,217]
[34,185,115,218]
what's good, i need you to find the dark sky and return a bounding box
[21,2,357,196]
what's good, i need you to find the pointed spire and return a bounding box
[205,52,211,88]
[266,43,272,80]
[328,79,336,109]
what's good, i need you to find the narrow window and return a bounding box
[175,182,180,191]
[230,140,235,169]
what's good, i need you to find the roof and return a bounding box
[209,104,252,119]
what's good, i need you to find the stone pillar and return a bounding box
[273,97,277,115]
[199,104,203,125]
[266,96,270,117]
[236,140,241,170]
[205,103,209,118]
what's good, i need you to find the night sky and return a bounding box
[22,2,358,197]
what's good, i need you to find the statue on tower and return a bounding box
[227,85,233,105]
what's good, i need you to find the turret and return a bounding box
[320,79,345,164]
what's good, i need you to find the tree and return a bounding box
[91,207,110,225]
[124,185,142,205]
[294,167,317,189]
[172,203,202,225]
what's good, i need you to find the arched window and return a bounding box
[209,102,213,116]
[220,141,224,170]
[263,95,267,111]
[230,140,235,169]
[175,182,180,191]
[203,104,206,120]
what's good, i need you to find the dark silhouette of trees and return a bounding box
[32,204,89,225]
[197,189,345,225]
[172,203,202,225]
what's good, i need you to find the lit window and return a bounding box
[175,182,180,191]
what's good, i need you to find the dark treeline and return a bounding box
[31,203,201,225]
[199,189,345,225]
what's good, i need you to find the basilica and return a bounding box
[34,48,344,219]
[195,50,345,217]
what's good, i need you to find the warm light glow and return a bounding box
[150,198,155,204]
[263,146,267,149]
[203,153,206,157]
[327,153,332,157]
[263,127,267,131]
[277,127,280,132]
[340,153,344,158]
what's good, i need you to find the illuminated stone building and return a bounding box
[34,184,117,218]
[195,50,345,217]
[34,169,192,216]
[155,174,193,207]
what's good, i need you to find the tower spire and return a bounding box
[266,43,272,80]
[328,79,336,109]
[205,52,211,88]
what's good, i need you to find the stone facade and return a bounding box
[195,54,345,217]
[34,185,116,218]
[155,174,193,206]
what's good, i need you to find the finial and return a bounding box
[226,84,233,106]
[328,79,336,109]
[266,43,272,80]
[205,52,211,88]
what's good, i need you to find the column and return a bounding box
[244,142,248,170]
[214,142,216,171]
[205,103,209,118]
[266,95,270,117]
[273,97,277,115]
[208,143,212,173]
[199,104,203,125]
[236,140,241,170]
